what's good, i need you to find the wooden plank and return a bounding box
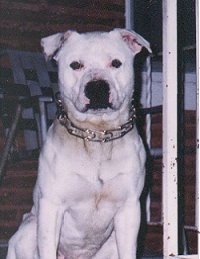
[1,0,124,14]
[0,17,123,33]
[0,0,125,51]
[0,23,114,38]
[0,22,121,52]
[0,4,124,22]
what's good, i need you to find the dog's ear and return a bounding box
[114,29,152,54]
[41,30,76,60]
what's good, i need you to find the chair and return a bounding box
[0,49,58,181]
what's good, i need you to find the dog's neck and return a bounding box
[55,93,136,143]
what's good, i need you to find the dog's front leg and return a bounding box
[37,198,63,259]
[114,197,141,259]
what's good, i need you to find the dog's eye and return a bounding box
[70,61,83,70]
[111,59,122,68]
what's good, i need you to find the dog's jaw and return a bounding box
[64,102,131,131]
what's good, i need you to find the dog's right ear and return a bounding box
[41,33,63,60]
[41,30,76,61]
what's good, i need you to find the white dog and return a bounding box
[7,29,151,259]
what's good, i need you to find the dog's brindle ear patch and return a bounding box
[115,29,152,54]
[41,30,76,61]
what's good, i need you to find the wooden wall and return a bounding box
[0,0,125,51]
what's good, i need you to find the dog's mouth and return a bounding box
[84,80,113,111]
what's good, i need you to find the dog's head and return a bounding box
[41,29,151,127]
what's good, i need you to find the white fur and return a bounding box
[7,29,150,259]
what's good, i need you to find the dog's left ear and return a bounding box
[114,29,152,54]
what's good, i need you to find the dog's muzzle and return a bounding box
[84,80,112,111]
[74,69,122,113]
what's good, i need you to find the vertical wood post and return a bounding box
[162,1,178,257]
[196,0,200,255]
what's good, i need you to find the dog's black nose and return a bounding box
[84,80,112,110]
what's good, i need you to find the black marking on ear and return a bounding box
[52,34,66,60]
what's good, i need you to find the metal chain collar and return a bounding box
[55,92,136,143]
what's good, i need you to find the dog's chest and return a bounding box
[38,125,143,220]
[40,132,136,218]
[55,142,132,212]
[72,171,128,211]
[59,161,128,214]
[56,156,130,251]
[59,170,129,246]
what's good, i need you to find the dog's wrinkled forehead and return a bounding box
[41,29,151,62]
[59,33,126,65]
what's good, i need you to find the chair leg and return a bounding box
[38,96,53,144]
[0,104,22,183]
